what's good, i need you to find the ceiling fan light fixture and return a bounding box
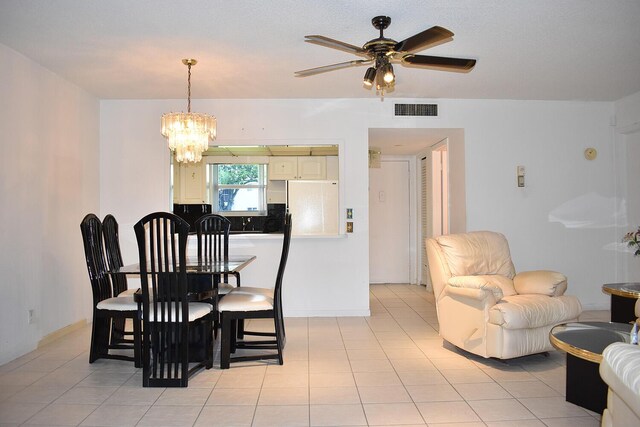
[382,63,395,84]
[363,67,376,87]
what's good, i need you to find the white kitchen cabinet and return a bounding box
[268,157,298,180]
[268,156,327,180]
[174,161,207,204]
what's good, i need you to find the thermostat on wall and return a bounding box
[584,147,597,160]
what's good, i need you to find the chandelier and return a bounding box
[161,59,216,163]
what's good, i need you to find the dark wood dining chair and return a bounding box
[194,213,239,295]
[134,211,213,387]
[80,214,140,366]
[218,213,291,369]
[103,214,136,348]
[194,213,240,337]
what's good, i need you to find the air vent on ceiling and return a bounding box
[394,103,438,117]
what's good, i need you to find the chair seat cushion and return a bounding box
[218,292,274,312]
[96,296,138,311]
[488,294,582,329]
[228,286,275,299]
[146,302,212,322]
[117,288,139,297]
[218,282,236,295]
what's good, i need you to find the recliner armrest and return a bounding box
[600,342,640,421]
[513,270,567,296]
[444,285,498,306]
[447,276,504,301]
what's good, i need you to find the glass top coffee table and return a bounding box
[550,322,631,413]
[602,283,640,323]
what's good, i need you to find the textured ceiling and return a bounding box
[1,0,639,101]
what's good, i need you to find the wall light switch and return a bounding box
[346,208,353,219]
[346,222,353,233]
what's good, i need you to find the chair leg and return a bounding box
[273,312,284,365]
[230,319,237,354]
[205,316,214,369]
[237,319,245,340]
[90,315,110,363]
[133,316,142,368]
[220,312,231,369]
[89,314,100,363]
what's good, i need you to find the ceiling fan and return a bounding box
[295,16,476,93]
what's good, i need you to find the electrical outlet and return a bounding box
[28,309,35,324]
[346,222,353,233]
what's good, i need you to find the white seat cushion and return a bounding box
[228,286,274,299]
[218,282,236,295]
[218,292,274,312]
[96,296,138,311]
[146,302,212,322]
[488,294,582,329]
[117,288,139,297]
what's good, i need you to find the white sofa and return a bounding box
[425,231,582,359]
[600,342,640,427]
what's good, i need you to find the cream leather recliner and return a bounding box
[600,342,640,427]
[426,231,582,359]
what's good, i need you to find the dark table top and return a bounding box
[602,282,640,298]
[549,321,631,363]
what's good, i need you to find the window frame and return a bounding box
[207,163,268,216]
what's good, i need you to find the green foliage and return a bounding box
[218,164,258,185]
[623,227,640,257]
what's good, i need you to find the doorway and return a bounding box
[368,128,466,287]
[369,160,411,283]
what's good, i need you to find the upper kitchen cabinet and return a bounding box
[173,161,206,204]
[269,156,327,180]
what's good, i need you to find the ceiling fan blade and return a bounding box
[394,26,454,53]
[304,35,367,55]
[402,54,476,72]
[295,59,372,77]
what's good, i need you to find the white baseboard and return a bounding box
[284,309,371,317]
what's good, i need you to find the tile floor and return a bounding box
[0,284,609,426]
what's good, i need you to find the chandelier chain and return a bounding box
[187,62,192,113]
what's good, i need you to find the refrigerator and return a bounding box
[287,180,339,235]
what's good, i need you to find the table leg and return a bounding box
[565,354,607,413]
[610,294,639,324]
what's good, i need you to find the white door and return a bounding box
[369,160,411,283]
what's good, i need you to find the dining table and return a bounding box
[110,254,256,362]
[114,254,256,299]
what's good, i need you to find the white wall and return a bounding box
[100,99,372,317]
[101,97,616,313]
[0,43,100,364]
[614,91,640,281]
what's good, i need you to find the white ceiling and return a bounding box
[1,0,639,101]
